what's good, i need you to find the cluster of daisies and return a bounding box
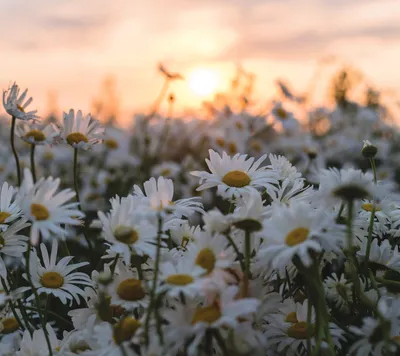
[1,82,400,356]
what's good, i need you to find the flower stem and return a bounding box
[73,148,81,206]
[25,241,53,356]
[30,144,36,183]
[364,157,377,273]
[243,230,251,297]
[144,214,163,345]
[0,277,29,334]
[10,116,21,186]
[224,233,245,272]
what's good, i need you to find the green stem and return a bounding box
[224,233,245,272]
[363,203,376,274]
[73,148,81,206]
[10,116,21,186]
[0,277,28,334]
[25,241,53,355]
[6,271,34,334]
[30,144,36,183]
[144,214,163,345]
[243,230,252,296]
[364,157,377,273]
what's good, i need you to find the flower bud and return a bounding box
[362,140,378,158]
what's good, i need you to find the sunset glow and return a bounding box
[188,68,220,97]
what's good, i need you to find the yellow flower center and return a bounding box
[114,226,139,244]
[31,203,49,221]
[222,170,251,188]
[392,335,400,343]
[0,212,11,224]
[361,203,381,212]
[117,278,146,301]
[276,107,288,119]
[191,304,222,325]
[43,152,54,160]
[17,104,25,113]
[1,317,19,334]
[227,142,238,155]
[285,227,309,247]
[195,248,216,273]
[104,139,118,150]
[287,321,314,339]
[251,142,262,153]
[160,168,171,176]
[285,312,298,323]
[24,130,46,142]
[236,122,244,130]
[113,317,141,345]
[66,132,89,146]
[181,236,190,248]
[216,137,225,147]
[69,341,91,353]
[40,271,64,289]
[166,274,194,286]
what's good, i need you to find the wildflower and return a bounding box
[2,83,39,121]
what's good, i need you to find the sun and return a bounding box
[188,68,219,96]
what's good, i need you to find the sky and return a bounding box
[1,0,400,123]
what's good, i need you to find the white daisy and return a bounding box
[16,323,60,356]
[98,195,158,264]
[18,169,84,244]
[16,121,59,146]
[267,154,302,182]
[357,238,400,275]
[191,149,278,199]
[324,273,352,312]
[264,299,344,355]
[317,167,382,206]
[259,202,344,269]
[20,240,92,305]
[0,182,22,228]
[60,109,105,150]
[163,285,260,355]
[133,176,203,218]
[90,317,142,356]
[107,261,148,311]
[2,83,39,121]
[0,219,29,278]
[159,253,205,298]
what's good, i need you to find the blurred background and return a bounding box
[1,0,400,124]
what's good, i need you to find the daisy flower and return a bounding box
[259,202,344,269]
[2,83,39,121]
[317,167,381,206]
[191,149,278,200]
[60,109,105,150]
[98,195,158,264]
[0,218,29,278]
[163,285,260,355]
[357,238,400,275]
[20,240,92,305]
[107,261,148,311]
[169,222,203,248]
[16,121,59,145]
[267,154,302,182]
[16,323,60,356]
[90,317,142,356]
[264,299,344,355]
[133,176,203,218]
[159,254,205,298]
[185,231,235,273]
[18,169,84,244]
[324,273,352,312]
[0,181,22,228]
